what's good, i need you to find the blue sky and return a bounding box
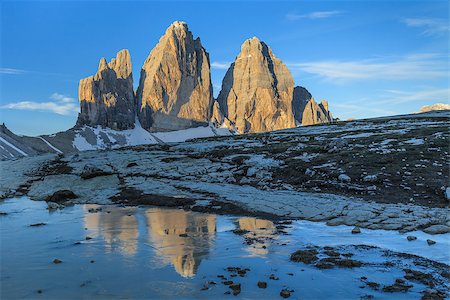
[1,0,448,136]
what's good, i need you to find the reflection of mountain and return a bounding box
[84,205,139,256]
[237,217,275,256]
[146,208,216,277]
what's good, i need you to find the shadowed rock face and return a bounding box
[77,49,135,130]
[292,86,333,126]
[136,21,213,131]
[216,37,296,134]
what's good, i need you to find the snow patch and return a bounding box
[0,136,28,156]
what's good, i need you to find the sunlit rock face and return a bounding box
[292,86,333,126]
[136,21,214,132]
[83,205,139,256]
[217,37,296,134]
[237,217,276,256]
[77,49,135,130]
[146,208,216,277]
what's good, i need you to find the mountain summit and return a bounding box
[77,49,135,130]
[136,21,213,131]
[216,37,296,134]
[75,21,333,135]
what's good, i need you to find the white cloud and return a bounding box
[1,93,79,115]
[50,93,76,103]
[403,18,450,36]
[0,68,28,75]
[287,53,449,82]
[211,62,230,70]
[286,11,342,21]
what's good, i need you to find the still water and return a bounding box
[1,197,448,299]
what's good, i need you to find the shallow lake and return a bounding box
[1,197,448,299]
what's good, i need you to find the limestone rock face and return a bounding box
[77,49,135,130]
[217,37,296,134]
[136,21,213,131]
[292,86,333,126]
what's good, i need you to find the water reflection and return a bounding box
[146,208,216,277]
[84,205,139,256]
[236,217,276,256]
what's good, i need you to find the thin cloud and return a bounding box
[50,93,76,103]
[288,53,449,82]
[0,68,28,75]
[211,62,230,70]
[286,11,342,21]
[403,18,450,36]
[377,88,450,105]
[1,93,79,115]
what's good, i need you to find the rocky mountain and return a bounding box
[292,86,333,126]
[1,21,340,160]
[77,49,135,130]
[419,103,450,113]
[216,37,296,134]
[136,21,213,131]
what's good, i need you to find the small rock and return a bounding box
[179,233,188,237]
[352,226,361,234]
[37,289,43,294]
[85,236,92,240]
[423,225,450,234]
[53,259,62,264]
[257,281,267,288]
[280,289,291,298]
[407,236,417,241]
[46,190,77,204]
[29,223,46,227]
[223,281,233,285]
[363,175,378,182]
[269,274,279,280]
[80,164,112,179]
[445,187,450,202]
[338,174,351,183]
[290,249,319,264]
[427,239,436,246]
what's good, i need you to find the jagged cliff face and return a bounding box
[136,21,213,131]
[292,86,333,126]
[77,49,135,130]
[217,37,295,134]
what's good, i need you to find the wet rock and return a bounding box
[382,280,413,292]
[352,226,361,234]
[280,289,291,298]
[80,164,112,180]
[85,236,92,240]
[229,283,241,295]
[53,258,62,264]
[46,190,77,203]
[315,261,334,269]
[324,250,340,257]
[421,288,447,300]
[407,236,417,241]
[404,269,434,287]
[366,282,380,290]
[427,239,436,246]
[37,289,43,294]
[232,229,250,235]
[290,249,319,264]
[179,233,188,237]
[269,274,279,280]
[0,212,7,216]
[223,281,233,285]
[423,225,450,234]
[257,281,267,288]
[29,223,46,227]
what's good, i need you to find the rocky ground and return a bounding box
[0,111,449,235]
